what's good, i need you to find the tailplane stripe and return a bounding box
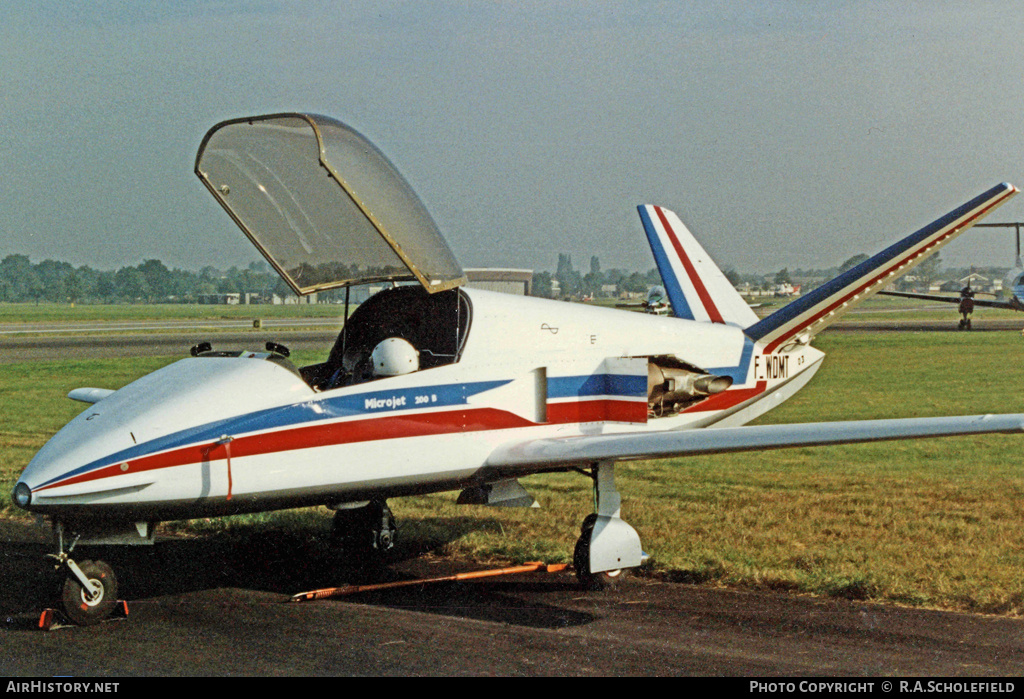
[745,182,1018,350]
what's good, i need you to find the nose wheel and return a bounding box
[47,521,121,626]
[60,559,118,627]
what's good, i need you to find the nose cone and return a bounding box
[11,482,31,510]
[15,399,141,511]
[16,355,314,513]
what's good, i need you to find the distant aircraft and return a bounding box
[879,222,1024,329]
[616,285,670,315]
[12,113,1024,626]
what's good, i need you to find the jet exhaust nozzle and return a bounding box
[647,364,733,408]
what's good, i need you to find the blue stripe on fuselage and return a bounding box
[548,373,647,400]
[706,334,755,384]
[38,370,654,490]
[36,379,510,490]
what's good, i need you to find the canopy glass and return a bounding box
[195,113,465,295]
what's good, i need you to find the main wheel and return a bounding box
[331,500,396,561]
[573,526,626,591]
[61,560,118,626]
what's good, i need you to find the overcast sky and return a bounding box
[3,1,1024,277]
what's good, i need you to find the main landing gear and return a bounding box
[330,498,397,561]
[573,461,644,590]
[48,522,119,626]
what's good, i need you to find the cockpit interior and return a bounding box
[300,286,471,391]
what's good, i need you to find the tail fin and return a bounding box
[638,205,759,327]
[746,182,1018,352]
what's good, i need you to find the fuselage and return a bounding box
[15,288,823,524]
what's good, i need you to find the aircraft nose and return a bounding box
[11,482,31,510]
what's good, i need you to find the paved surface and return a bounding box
[0,330,337,364]
[0,318,343,336]
[3,315,1021,365]
[1,520,1022,676]
[829,319,1024,333]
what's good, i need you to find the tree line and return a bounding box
[0,248,962,305]
[0,254,291,304]
[531,254,662,299]
[0,252,669,304]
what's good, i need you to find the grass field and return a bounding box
[3,331,1024,614]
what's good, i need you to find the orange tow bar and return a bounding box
[290,562,568,602]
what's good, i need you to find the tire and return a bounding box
[573,527,626,591]
[61,560,118,626]
[331,500,396,561]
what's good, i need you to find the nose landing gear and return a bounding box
[59,559,118,627]
[47,522,121,627]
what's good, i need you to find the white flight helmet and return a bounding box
[370,337,419,376]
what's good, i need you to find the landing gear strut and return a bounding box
[48,522,119,626]
[573,461,644,590]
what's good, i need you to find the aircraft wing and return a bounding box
[486,414,1024,472]
[879,290,1024,311]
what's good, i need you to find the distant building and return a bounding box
[270,292,319,305]
[198,293,241,305]
[734,282,801,298]
[960,273,994,293]
[464,268,533,296]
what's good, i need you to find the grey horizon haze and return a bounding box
[3,2,1024,278]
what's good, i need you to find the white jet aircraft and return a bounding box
[12,113,1024,625]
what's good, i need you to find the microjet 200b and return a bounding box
[12,113,1024,625]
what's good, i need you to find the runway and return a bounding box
[2,315,1022,365]
[0,329,338,364]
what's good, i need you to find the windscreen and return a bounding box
[195,114,465,295]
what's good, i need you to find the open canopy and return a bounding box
[195,113,466,295]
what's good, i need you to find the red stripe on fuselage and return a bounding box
[547,399,647,424]
[36,399,648,494]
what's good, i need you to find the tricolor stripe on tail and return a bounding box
[746,182,1018,351]
[638,205,760,327]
